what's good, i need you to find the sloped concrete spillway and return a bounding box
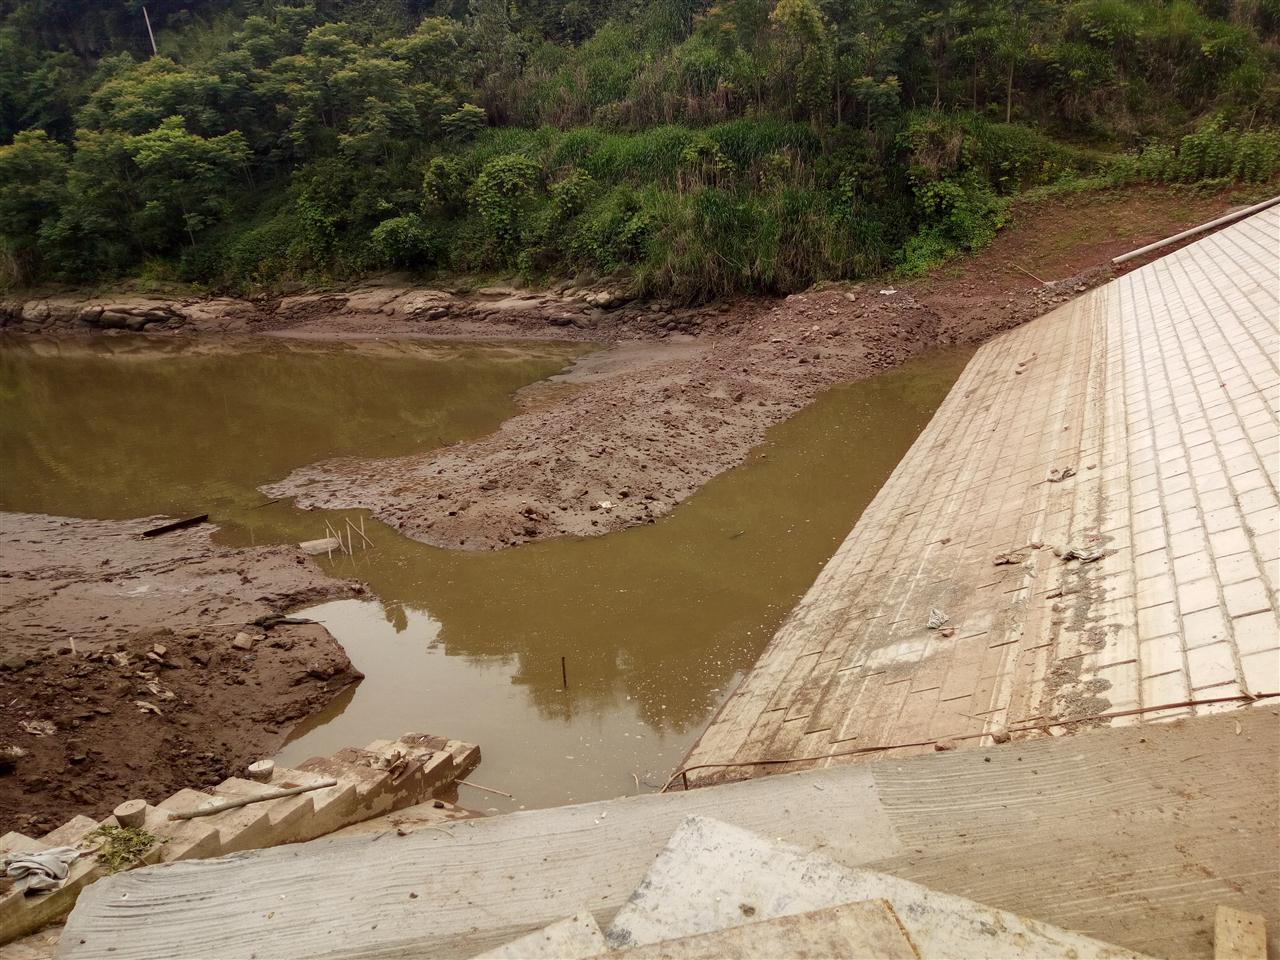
[683,205,1280,785]
[0,335,969,813]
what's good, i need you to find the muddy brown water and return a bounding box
[0,335,970,813]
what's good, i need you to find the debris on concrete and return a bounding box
[992,551,1027,565]
[603,816,1146,958]
[1059,545,1105,563]
[0,732,479,946]
[4,847,80,893]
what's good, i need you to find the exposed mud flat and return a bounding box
[259,188,1247,549]
[0,513,363,830]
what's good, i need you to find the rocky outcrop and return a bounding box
[0,297,186,333]
[0,279,727,341]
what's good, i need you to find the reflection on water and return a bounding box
[277,597,689,811]
[0,336,584,542]
[0,334,971,813]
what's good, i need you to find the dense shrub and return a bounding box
[1111,117,1280,183]
[367,214,438,268]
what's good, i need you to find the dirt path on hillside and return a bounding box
[0,513,363,832]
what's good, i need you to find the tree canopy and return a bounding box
[1,0,1277,294]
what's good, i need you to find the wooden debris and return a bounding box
[167,779,338,821]
[141,515,209,538]
[458,779,514,800]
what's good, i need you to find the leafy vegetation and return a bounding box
[1,0,1277,297]
[85,824,157,873]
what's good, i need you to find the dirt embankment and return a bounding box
[1,187,1247,555]
[264,187,1248,549]
[0,513,363,832]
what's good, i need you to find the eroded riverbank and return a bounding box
[0,336,968,824]
[4,186,1241,552]
[0,338,581,830]
[0,186,1248,830]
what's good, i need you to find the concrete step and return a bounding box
[210,778,316,838]
[443,738,482,775]
[0,812,168,945]
[156,789,273,855]
[268,767,361,842]
[298,748,394,815]
[132,803,223,863]
[596,900,918,959]
[0,849,107,946]
[0,833,40,857]
[605,816,1145,959]
[40,816,100,848]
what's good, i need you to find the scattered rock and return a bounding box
[993,552,1027,565]
[0,745,28,774]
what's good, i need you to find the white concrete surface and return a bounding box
[685,208,1280,783]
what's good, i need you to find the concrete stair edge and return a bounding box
[0,732,479,948]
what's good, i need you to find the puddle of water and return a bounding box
[0,334,971,813]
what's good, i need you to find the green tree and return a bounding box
[467,153,541,261]
[768,0,834,123]
[0,130,68,282]
[125,116,249,248]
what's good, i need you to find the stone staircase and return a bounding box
[46,708,1280,960]
[476,816,1147,959]
[0,733,478,946]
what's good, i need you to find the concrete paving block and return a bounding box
[681,208,1280,782]
[475,910,607,959]
[606,816,1146,959]
[595,900,919,959]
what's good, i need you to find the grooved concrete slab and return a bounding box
[605,817,1142,958]
[684,208,1280,784]
[477,910,606,959]
[597,900,918,959]
[56,707,1279,960]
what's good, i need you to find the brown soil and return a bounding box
[260,185,1253,549]
[0,513,363,832]
[0,183,1255,832]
